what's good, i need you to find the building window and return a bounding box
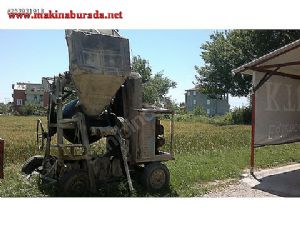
[193,91,196,96]
[16,99,23,106]
[207,109,210,115]
[207,99,210,105]
[187,91,190,96]
[193,100,196,105]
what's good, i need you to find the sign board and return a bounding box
[254,72,300,146]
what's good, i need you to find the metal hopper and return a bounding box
[65,29,131,116]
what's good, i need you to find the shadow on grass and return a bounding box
[37,177,179,197]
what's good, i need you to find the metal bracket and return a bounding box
[252,67,280,93]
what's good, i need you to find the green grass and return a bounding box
[166,122,300,196]
[1,115,300,197]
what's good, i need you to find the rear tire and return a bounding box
[141,162,170,192]
[21,155,44,175]
[58,170,90,197]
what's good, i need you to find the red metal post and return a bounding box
[250,93,256,174]
[0,138,4,179]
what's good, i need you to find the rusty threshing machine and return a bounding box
[22,30,174,196]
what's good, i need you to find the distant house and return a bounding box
[12,79,50,113]
[11,83,27,113]
[185,88,230,116]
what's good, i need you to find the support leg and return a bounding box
[119,137,134,193]
[250,93,256,176]
[75,112,97,194]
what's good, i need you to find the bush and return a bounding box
[193,106,207,116]
[174,114,210,123]
[208,113,232,126]
[173,106,252,126]
[231,106,252,125]
[176,107,187,115]
[0,103,12,115]
[19,104,47,116]
[173,113,232,126]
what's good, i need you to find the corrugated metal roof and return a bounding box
[232,39,300,75]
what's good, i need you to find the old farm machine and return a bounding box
[22,30,174,196]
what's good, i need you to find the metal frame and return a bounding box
[232,40,300,75]
[40,74,137,192]
[233,42,300,174]
[37,73,175,194]
[135,108,175,163]
[249,64,300,172]
[0,138,4,179]
[246,66,300,80]
[250,93,255,174]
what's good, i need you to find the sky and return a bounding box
[0,29,248,108]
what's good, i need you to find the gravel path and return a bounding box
[203,179,276,197]
[203,164,300,197]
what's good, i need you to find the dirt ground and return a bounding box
[204,163,300,197]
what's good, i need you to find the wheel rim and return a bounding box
[149,169,166,190]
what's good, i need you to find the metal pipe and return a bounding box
[56,77,64,163]
[45,94,53,158]
[170,113,174,157]
[250,93,256,174]
[0,138,4,179]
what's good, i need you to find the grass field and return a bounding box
[1,115,300,197]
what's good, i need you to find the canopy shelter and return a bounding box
[232,39,300,172]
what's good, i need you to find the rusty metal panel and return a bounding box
[65,30,130,77]
[0,139,4,179]
[65,29,131,116]
[124,73,143,163]
[138,113,156,160]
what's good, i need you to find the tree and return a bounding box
[195,30,300,97]
[160,96,179,112]
[131,55,152,83]
[131,55,177,105]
